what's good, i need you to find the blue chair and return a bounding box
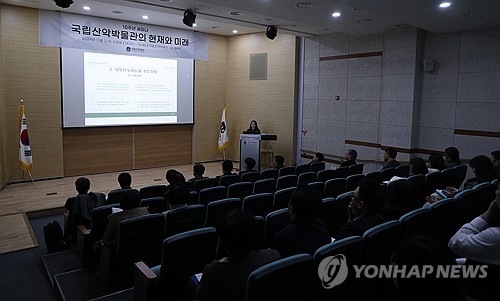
[276,175,297,191]
[273,187,296,210]
[139,185,168,199]
[219,174,241,187]
[204,198,242,227]
[264,208,290,247]
[348,163,364,176]
[241,171,260,183]
[429,198,461,245]
[317,169,336,182]
[365,171,382,184]
[227,182,254,200]
[310,161,325,172]
[253,178,277,194]
[380,168,396,182]
[324,178,346,198]
[295,164,311,175]
[194,178,219,192]
[198,186,227,206]
[140,197,167,214]
[331,192,352,237]
[242,193,274,217]
[399,207,432,238]
[453,164,467,189]
[395,164,410,178]
[362,220,403,265]
[308,182,325,199]
[260,168,278,179]
[244,254,314,301]
[424,171,446,196]
[297,171,317,186]
[455,189,479,223]
[345,174,365,192]
[163,204,206,238]
[441,167,456,188]
[472,182,496,220]
[333,166,349,179]
[278,166,295,177]
[317,197,338,236]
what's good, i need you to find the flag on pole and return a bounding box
[19,100,33,171]
[218,107,229,152]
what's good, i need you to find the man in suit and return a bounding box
[382,147,401,170]
[340,149,358,167]
[336,179,385,240]
[105,172,132,205]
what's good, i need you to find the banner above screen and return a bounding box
[39,10,208,60]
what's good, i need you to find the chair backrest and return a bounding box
[345,174,365,192]
[324,178,346,198]
[407,174,425,200]
[399,207,432,238]
[333,166,349,179]
[472,182,496,219]
[204,198,242,227]
[441,168,456,188]
[139,185,168,199]
[219,174,241,187]
[264,208,290,247]
[260,168,279,179]
[348,163,364,176]
[254,216,266,250]
[295,164,311,175]
[90,204,118,242]
[317,169,336,182]
[308,182,325,199]
[273,187,297,210]
[310,162,326,172]
[365,171,382,184]
[362,220,403,265]
[227,182,254,200]
[278,166,295,177]
[276,174,298,191]
[317,197,338,236]
[380,168,396,182]
[395,164,410,178]
[244,254,314,301]
[455,189,479,224]
[163,204,206,238]
[242,193,274,217]
[198,186,227,206]
[140,197,168,214]
[105,189,133,205]
[194,178,219,192]
[241,171,261,183]
[297,172,317,186]
[157,227,218,301]
[313,236,364,300]
[253,178,277,194]
[452,164,468,189]
[429,198,461,245]
[424,171,446,196]
[188,190,198,205]
[331,192,352,236]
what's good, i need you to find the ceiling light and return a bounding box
[296,2,313,8]
[183,9,196,27]
[266,26,278,40]
[332,12,341,17]
[232,30,238,34]
[356,19,372,23]
[192,23,197,27]
[142,15,149,20]
[83,6,90,11]
[195,5,208,10]
[112,10,123,14]
[54,0,73,8]
[439,2,451,8]
[230,11,244,16]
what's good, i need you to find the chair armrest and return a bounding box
[63,212,69,228]
[77,225,90,262]
[133,261,157,301]
[98,245,113,288]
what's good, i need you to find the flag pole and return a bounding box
[26,170,37,188]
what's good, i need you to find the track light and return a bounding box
[54,0,73,8]
[266,26,278,40]
[183,9,196,27]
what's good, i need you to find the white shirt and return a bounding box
[448,217,500,265]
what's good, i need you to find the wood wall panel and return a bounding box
[134,125,192,169]
[63,127,133,176]
[0,6,6,188]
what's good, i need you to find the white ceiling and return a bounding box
[1,0,499,36]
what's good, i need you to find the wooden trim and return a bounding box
[300,153,342,165]
[345,140,381,149]
[345,139,444,155]
[22,213,38,247]
[320,51,383,61]
[454,129,500,138]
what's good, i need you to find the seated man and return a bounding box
[239,157,256,175]
[310,152,324,164]
[271,186,331,257]
[381,147,401,170]
[95,189,149,252]
[219,160,236,178]
[188,164,206,182]
[336,179,385,240]
[166,183,190,211]
[340,149,357,167]
[117,172,132,189]
[196,211,280,301]
[273,155,285,169]
[106,172,132,205]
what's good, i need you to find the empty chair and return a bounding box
[310,161,325,172]
[455,189,479,223]
[453,164,468,189]
[317,197,338,236]
[365,171,382,184]
[264,208,291,247]
[333,166,349,179]
[253,178,277,194]
[139,185,168,199]
[348,163,364,176]
[254,215,266,250]
[204,198,242,227]
[273,187,296,210]
[106,188,133,205]
[244,254,314,301]
[276,174,298,191]
[260,168,278,179]
[395,164,410,178]
[278,166,295,177]
[297,172,317,186]
[241,171,260,183]
[399,207,432,238]
[380,168,396,182]
[324,178,346,198]
[133,228,218,301]
[194,178,219,192]
[295,164,311,175]
[363,220,403,265]
[441,167,456,188]
[308,182,325,199]
[219,174,241,187]
[472,182,496,218]
[198,186,227,206]
[227,182,254,200]
[242,193,274,217]
[140,197,167,214]
[317,169,336,182]
[345,174,365,192]
[188,190,198,205]
[424,171,446,196]
[163,204,206,238]
[331,192,352,237]
[429,198,461,245]
[408,174,425,200]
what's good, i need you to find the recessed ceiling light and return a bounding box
[142,15,149,20]
[332,12,341,17]
[157,0,173,2]
[211,26,219,29]
[439,2,451,8]
[195,5,208,10]
[232,30,238,33]
[193,23,197,27]
[356,19,372,23]
[296,2,313,8]
[112,10,123,14]
[83,6,90,11]
[230,11,243,16]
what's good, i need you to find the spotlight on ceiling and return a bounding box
[183,9,197,27]
[266,26,278,40]
[54,0,73,8]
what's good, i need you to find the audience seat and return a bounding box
[395,164,410,178]
[441,167,456,188]
[260,168,278,179]
[333,166,349,179]
[317,169,336,182]
[264,208,290,247]
[424,171,446,196]
[452,164,468,189]
[198,186,227,207]
[273,187,296,210]
[380,168,396,182]
[455,189,479,223]
[399,207,431,239]
[140,197,168,214]
[194,178,219,192]
[317,197,338,236]
[163,204,206,238]
[407,174,426,202]
[310,162,325,173]
[253,178,277,194]
[276,175,298,191]
[324,178,346,198]
[345,174,365,192]
[429,198,460,245]
[242,193,274,217]
[365,171,382,184]
[332,192,353,237]
[204,198,242,227]
[297,172,317,186]
[308,182,325,199]
[106,189,133,205]
[139,185,168,200]
[241,171,261,183]
[472,182,496,219]
[227,182,254,200]
[219,174,240,187]
[278,166,295,177]
[295,164,311,175]
[348,163,364,176]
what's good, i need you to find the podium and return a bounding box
[239,134,277,172]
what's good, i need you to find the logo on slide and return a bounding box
[126,47,131,52]
[317,254,348,289]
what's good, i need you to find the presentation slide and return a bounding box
[61,48,194,128]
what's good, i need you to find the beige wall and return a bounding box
[226,33,298,166]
